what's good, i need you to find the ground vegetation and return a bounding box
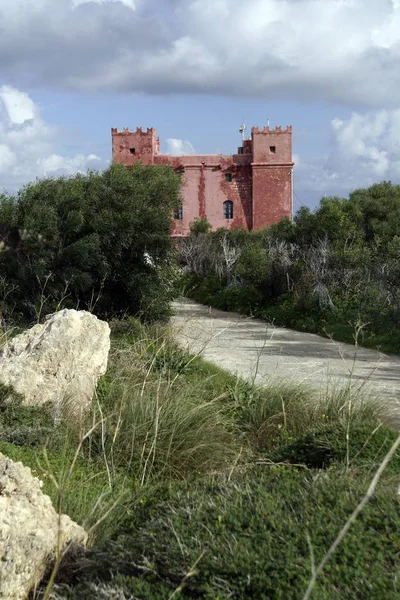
[0,321,398,598]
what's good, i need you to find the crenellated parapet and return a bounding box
[111,127,156,135]
[251,125,292,134]
[111,126,159,165]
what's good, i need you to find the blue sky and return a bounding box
[1,0,400,211]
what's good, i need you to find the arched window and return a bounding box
[174,204,183,220]
[223,200,233,219]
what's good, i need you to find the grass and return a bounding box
[1,317,399,598]
[319,321,400,354]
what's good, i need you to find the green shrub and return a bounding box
[55,465,400,599]
[109,315,143,337]
[212,284,264,313]
[187,275,223,306]
[272,421,400,471]
[0,163,181,323]
[189,217,212,235]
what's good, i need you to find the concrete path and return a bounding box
[171,299,400,403]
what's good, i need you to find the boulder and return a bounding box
[0,309,110,417]
[0,453,87,600]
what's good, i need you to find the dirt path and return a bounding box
[171,298,400,404]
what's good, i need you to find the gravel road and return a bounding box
[171,299,400,407]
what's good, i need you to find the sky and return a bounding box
[1,0,400,210]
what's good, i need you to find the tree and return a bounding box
[349,181,400,246]
[189,217,212,236]
[0,163,182,323]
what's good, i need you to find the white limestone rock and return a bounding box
[0,453,87,600]
[0,309,110,415]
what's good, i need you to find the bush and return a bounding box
[272,420,400,470]
[212,284,264,313]
[185,274,223,306]
[54,465,400,599]
[0,163,182,323]
[189,217,212,235]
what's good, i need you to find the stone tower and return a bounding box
[111,127,159,166]
[251,126,294,230]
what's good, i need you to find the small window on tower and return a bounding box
[223,200,233,220]
[225,173,232,183]
[129,148,136,155]
[174,204,183,220]
[270,146,276,154]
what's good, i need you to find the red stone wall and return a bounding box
[111,126,293,235]
[155,154,253,236]
[251,126,292,164]
[251,126,294,229]
[252,166,292,229]
[111,127,158,166]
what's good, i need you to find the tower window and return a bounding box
[129,148,136,155]
[174,204,183,220]
[223,200,233,220]
[225,173,232,183]
[270,146,276,154]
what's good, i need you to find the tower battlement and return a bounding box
[251,125,292,134]
[111,126,159,165]
[111,127,157,135]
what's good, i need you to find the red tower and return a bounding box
[251,126,294,229]
[111,125,294,235]
[111,127,159,166]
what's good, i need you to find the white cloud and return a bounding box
[38,153,101,175]
[72,0,135,9]
[0,86,103,191]
[0,86,36,125]
[331,112,391,177]
[1,0,400,106]
[294,108,400,204]
[165,138,195,155]
[0,145,17,172]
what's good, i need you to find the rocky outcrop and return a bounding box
[0,309,110,417]
[0,453,87,600]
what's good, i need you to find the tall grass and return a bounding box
[228,377,383,452]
